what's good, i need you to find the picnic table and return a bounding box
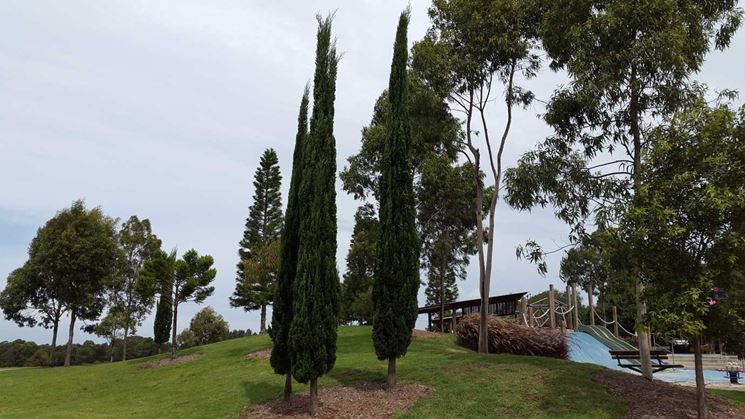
[609,350,684,374]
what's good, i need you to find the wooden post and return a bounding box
[612,306,619,337]
[548,284,556,329]
[565,284,573,329]
[587,283,595,326]
[427,312,432,332]
[572,284,580,328]
[560,319,566,335]
[527,306,534,327]
[519,297,528,325]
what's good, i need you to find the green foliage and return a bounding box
[628,98,745,345]
[505,0,743,251]
[0,264,65,333]
[185,307,229,346]
[233,148,283,330]
[174,250,216,305]
[111,216,161,360]
[270,87,309,377]
[372,10,420,363]
[177,329,197,349]
[24,348,50,367]
[140,249,176,346]
[288,14,340,384]
[340,204,378,325]
[418,156,479,307]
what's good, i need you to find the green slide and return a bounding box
[578,325,637,351]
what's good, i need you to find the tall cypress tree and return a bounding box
[372,9,419,389]
[288,15,339,415]
[270,87,309,400]
[232,148,283,333]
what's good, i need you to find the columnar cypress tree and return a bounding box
[270,87,309,400]
[372,9,419,389]
[288,15,339,415]
[232,148,283,333]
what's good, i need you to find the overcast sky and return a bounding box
[2,1,743,344]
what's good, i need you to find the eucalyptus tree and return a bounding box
[630,97,745,417]
[116,216,161,360]
[339,204,378,325]
[505,0,741,378]
[25,201,122,367]
[0,263,66,364]
[412,0,541,353]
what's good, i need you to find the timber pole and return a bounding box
[612,306,619,337]
[572,284,580,328]
[548,284,556,329]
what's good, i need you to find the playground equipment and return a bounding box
[525,283,683,374]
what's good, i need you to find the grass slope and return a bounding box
[0,326,625,418]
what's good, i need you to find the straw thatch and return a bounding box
[455,313,567,359]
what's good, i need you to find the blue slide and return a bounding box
[567,330,628,372]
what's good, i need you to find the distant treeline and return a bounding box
[0,329,252,368]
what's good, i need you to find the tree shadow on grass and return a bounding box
[241,380,284,404]
[327,367,384,385]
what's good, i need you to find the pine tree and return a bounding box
[141,249,175,352]
[288,15,340,415]
[372,9,419,389]
[270,87,309,400]
[232,148,283,333]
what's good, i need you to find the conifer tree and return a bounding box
[232,148,283,333]
[270,87,309,400]
[141,249,176,352]
[372,9,419,389]
[288,15,340,414]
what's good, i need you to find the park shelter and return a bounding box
[418,292,527,332]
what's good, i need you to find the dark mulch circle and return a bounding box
[138,353,203,370]
[244,349,271,360]
[594,369,745,418]
[245,382,431,418]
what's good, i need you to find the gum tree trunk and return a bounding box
[49,320,59,366]
[694,336,708,419]
[64,312,77,367]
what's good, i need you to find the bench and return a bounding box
[609,350,684,374]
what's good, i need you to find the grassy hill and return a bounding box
[1,326,628,418]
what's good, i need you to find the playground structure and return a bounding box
[524,283,745,375]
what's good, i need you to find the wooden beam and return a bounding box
[548,284,556,329]
[612,306,619,337]
[587,283,595,326]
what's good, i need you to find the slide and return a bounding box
[568,326,639,371]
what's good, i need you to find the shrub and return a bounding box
[455,313,567,359]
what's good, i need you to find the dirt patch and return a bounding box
[594,369,745,418]
[246,382,431,418]
[138,353,203,370]
[411,329,444,339]
[244,349,271,360]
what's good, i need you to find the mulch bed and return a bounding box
[245,382,431,418]
[244,349,272,360]
[411,329,445,339]
[138,353,203,370]
[593,369,745,418]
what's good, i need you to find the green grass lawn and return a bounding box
[0,326,625,418]
[710,389,745,405]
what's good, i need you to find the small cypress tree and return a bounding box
[232,148,283,333]
[142,249,175,352]
[270,87,309,400]
[372,9,419,389]
[288,15,340,415]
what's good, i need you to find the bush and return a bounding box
[25,348,50,367]
[455,313,567,359]
[188,307,229,346]
[178,330,198,349]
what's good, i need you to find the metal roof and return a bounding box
[417,292,527,314]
